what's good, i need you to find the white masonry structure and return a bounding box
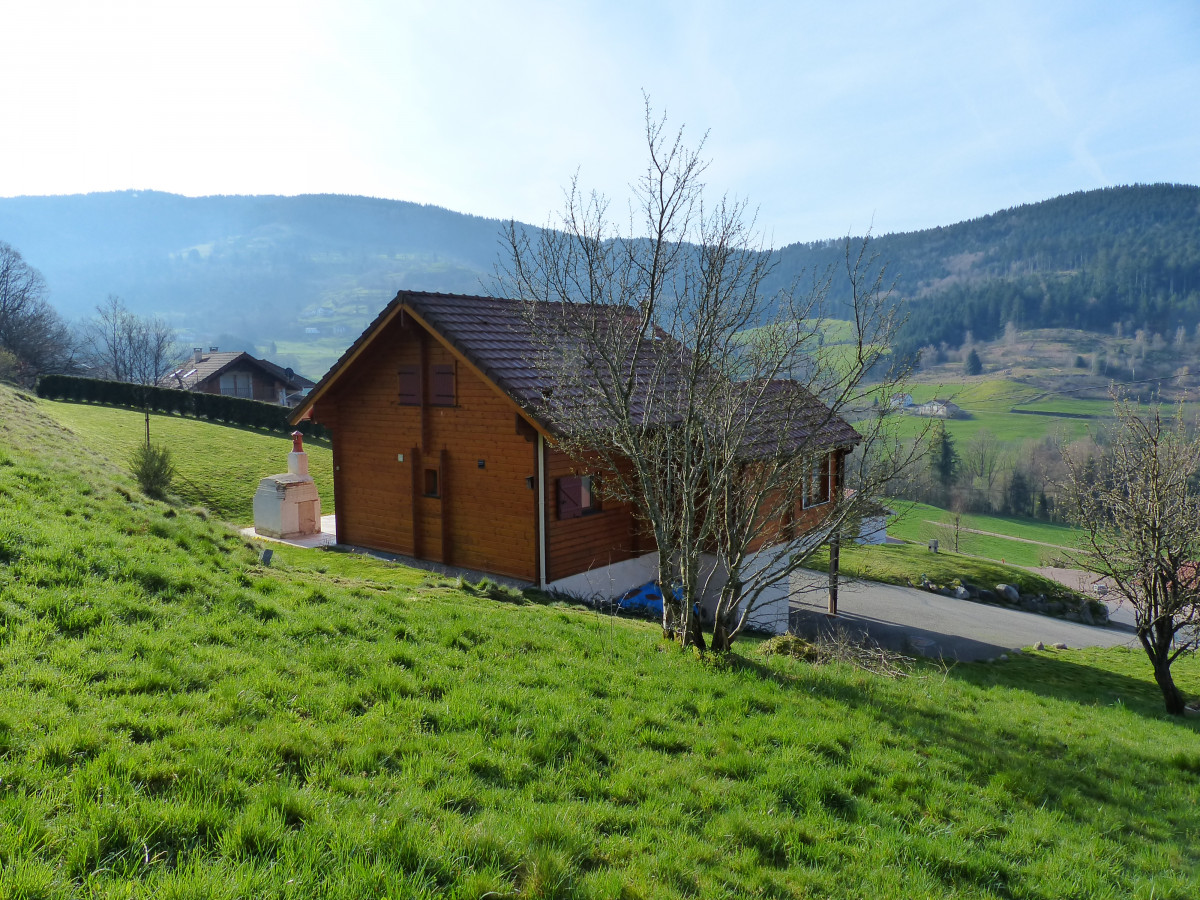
[253,431,322,539]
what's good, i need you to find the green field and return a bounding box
[892,381,1097,444]
[886,501,1084,568]
[270,337,349,384]
[42,400,334,525]
[808,542,1081,601]
[2,383,1199,898]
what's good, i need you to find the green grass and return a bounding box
[270,336,350,382]
[892,380,1095,444]
[2,383,1200,898]
[42,400,333,525]
[886,501,1084,568]
[808,543,1080,601]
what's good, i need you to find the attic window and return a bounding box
[557,475,600,520]
[431,363,456,406]
[424,468,440,497]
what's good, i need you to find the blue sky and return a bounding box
[3,0,1198,244]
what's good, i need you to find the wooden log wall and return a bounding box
[543,446,644,583]
[311,315,538,580]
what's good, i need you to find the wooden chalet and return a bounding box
[290,291,859,596]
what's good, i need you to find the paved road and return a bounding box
[789,573,1139,662]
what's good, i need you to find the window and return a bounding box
[557,475,601,519]
[398,365,422,405]
[431,363,456,406]
[219,371,253,399]
[802,455,831,509]
[424,468,439,497]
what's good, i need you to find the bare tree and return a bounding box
[1059,399,1200,715]
[499,101,920,651]
[83,295,180,387]
[962,428,1005,510]
[82,295,182,444]
[0,242,76,380]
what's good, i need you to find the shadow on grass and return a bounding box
[778,648,1200,891]
[946,649,1200,723]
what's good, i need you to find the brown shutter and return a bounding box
[431,363,456,406]
[398,365,422,405]
[558,476,582,519]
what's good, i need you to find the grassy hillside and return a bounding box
[1,383,1199,898]
[40,400,334,525]
[886,501,1084,568]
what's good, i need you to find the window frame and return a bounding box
[801,455,831,509]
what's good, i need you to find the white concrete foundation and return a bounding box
[546,546,800,636]
[546,552,659,601]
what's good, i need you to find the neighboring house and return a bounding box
[889,393,914,409]
[166,349,315,407]
[289,291,860,620]
[912,398,963,418]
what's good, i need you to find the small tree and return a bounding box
[964,348,982,376]
[1059,400,1200,715]
[129,443,176,499]
[928,421,960,505]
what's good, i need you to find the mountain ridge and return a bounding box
[2,183,1198,376]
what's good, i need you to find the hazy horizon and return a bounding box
[3,1,1199,245]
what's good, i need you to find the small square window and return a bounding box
[424,468,439,497]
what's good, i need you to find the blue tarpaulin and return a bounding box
[616,581,688,617]
[617,581,665,616]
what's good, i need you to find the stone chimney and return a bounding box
[193,347,203,363]
[288,431,309,476]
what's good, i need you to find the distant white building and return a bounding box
[889,393,914,409]
[912,399,963,418]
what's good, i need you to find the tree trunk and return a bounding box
[1144,621,1188,715]
[684,609,707,652]
[1152,657,1186,715]
[710,619,733,653]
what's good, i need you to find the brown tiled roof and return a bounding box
[741,379,862,457]
[165,351,315,392]
[294,290,859,454]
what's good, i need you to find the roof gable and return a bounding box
[292,290,859,453]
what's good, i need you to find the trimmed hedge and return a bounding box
[36,375,329,439]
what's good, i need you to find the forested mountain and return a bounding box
[0,192,514,373]
[768,183,1200,362]
[1,184,1197,377]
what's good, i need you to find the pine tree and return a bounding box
[964,348,983,376]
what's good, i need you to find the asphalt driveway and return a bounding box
[789,573,1139,662]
